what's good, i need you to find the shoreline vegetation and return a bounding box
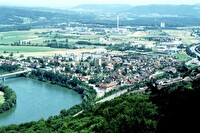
[0,85,16,114]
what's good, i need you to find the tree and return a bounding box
[102,62,107,69]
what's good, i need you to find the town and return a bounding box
[0,41,194,98]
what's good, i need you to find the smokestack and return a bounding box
[117,15,119,30]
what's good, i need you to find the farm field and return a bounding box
[0,91,4,104]
[0,46,66,53]
[164,30,200,44]
[1,29,200,59]
[172,50,192,62]
[0,29,48,44]
[0,29,102,45]
[0,46,103,57]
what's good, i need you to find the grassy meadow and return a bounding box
[164,30,200,44]
[0,92,4,104]
[0,46,102,57]
[172,50,192,62]
[0,30,44,44]
[0,46,65,53]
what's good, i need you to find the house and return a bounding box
[106,63,114,70]
[81,76,91,81]
[164,67,177,74]
[99,82,116,89]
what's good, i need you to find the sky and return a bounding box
[0,0,199,9]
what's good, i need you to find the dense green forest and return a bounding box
[106,43,152,52]
[1,72,200,132]
[0,85,16,114]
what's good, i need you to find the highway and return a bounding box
[190,45,200,57]
[96,89,128,104]
[96,87,147,104]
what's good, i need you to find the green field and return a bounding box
[0,29,102,45]
[0,46,67,53]
[0,46,102,57]
[0,46,68,57]
[172,50,192,62]
[0,92,4,104]
[0,30,46,44]
[164,30,200,44]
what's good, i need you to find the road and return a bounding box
[186,45,200,65]
[190,45,200,57]
[90,84,105,98]
[96,89,128,104]
[95,87,147,104]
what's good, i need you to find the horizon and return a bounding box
[0,0,199,9]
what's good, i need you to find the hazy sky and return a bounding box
[0,0,199,8]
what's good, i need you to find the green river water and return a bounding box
[0,77,82,126]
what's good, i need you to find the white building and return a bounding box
[160,22,166,28]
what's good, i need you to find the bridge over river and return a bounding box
[0,69,31,81]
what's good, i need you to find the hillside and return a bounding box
[0,7,62,24]
[73,4,132,13]
[0,6,86,31]
[131,5,200,16]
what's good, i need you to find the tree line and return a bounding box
[106,43,152,52]
[76,41,106,46]
[0,64,20,73]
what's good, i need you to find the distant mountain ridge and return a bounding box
[73,4,200,17]
[0,6,80,25]
[132,5,200,16]
[73,4,132,13]
[1,5,200,29]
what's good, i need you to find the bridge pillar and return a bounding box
[2,77,5,81]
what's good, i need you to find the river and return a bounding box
[0,77,82,126]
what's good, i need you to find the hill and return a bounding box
[73,4,132,13]
[131,5,200,17]
[0,6,84,31]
